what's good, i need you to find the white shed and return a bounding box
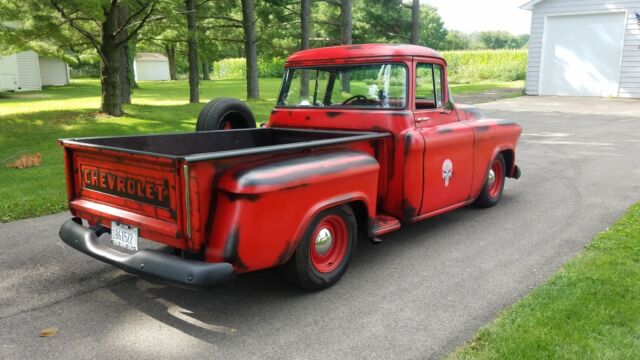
[521,0,640,98]
[0,50,69,92]
[133,53,171,81]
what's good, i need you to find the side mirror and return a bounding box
[441,99,455,113]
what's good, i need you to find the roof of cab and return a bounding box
[286,44,442,64]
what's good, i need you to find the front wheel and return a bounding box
[282,205,357,290]
[475,153,506,208]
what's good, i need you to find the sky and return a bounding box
[425,0,533,35]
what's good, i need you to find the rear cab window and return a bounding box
[277,63,407,109]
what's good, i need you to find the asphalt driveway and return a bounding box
[1,96,639,360]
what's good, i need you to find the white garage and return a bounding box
[133,53,171,81]
[521,0,640,98]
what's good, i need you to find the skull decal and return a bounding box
[442,159,453,187]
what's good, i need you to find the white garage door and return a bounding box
[539,12,626,97]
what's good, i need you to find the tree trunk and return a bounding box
[165,44,177,80]
[299,0,311,98]
[100,8,122,116]
[241,0,259,99]
[128,33,138,89]
[410,0,420,45]
[186,0,199,103]
[340,0,352,92]
[202,60,210,80]
[117,4,131,104]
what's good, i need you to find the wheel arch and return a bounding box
[279,195,373,265]
[500,148,515,178]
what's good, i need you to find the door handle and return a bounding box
[416,116,430,122]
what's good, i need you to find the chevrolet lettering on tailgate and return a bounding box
[80,165,170,208]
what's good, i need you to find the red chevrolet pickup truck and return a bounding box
[59,44,521,290]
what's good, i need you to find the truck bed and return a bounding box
[59,127,387,253]
[62,128,385,162]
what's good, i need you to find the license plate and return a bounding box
[111,221,138,251]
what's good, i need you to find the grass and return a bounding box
[0,78,280,222]
[0,78,522,222]
[450,81,524,95]
[450,203,640,360]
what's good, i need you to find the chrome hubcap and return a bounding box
[487,169,496,187]
[315,228,333,255]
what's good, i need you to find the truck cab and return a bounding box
[270,44,521,222]
[59,44,521,290]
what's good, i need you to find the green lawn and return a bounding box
[0,78,522,222]
[0,78,280,222]
[450,203,640,360]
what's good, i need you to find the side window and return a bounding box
[415,63,445,109]
[434,65,444,108]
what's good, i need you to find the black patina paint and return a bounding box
[223,190,263,202]
[402,198,418,221]
[497,119,517,126]
[403,133,413,157]
[475,125,490,133]
[235,152,378,188]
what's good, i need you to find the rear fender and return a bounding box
[206,150,380,272]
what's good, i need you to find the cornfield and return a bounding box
[210,49,528,84]
[442,49,528,84]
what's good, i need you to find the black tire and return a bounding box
[475,153,506,208]
[195,97,256,131]
[282,205,357,290]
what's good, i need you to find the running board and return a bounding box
[372,214,401,237]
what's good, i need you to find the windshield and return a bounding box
[277,63,407,109]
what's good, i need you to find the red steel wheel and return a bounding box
[474,153,506,208]
[282,205,357,290]
[487,158,504,199]
[220,120,234,130]
[309,215,349,273]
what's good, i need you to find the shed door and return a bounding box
[539,12,626,97]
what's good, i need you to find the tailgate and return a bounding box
[63,146,187,249]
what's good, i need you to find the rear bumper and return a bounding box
[59,218,236,289]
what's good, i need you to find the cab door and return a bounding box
[414,61,474,215]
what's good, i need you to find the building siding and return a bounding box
[525,0,640,98]
[38,57,69,86]
[15,51,41,91]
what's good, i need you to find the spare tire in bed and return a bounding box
[196,97,257,131]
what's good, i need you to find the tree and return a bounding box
[50,0,156,115]
[410,0,419,44]
[472,31,529,49]
[299,0,311,98]
[418,4,447,50]
[241,0,259,99]
[339,0,352,91]
[443,30,470,50]
[185,0,199,102]
[0,1,156,116]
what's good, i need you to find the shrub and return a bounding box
[211,57,285,79]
